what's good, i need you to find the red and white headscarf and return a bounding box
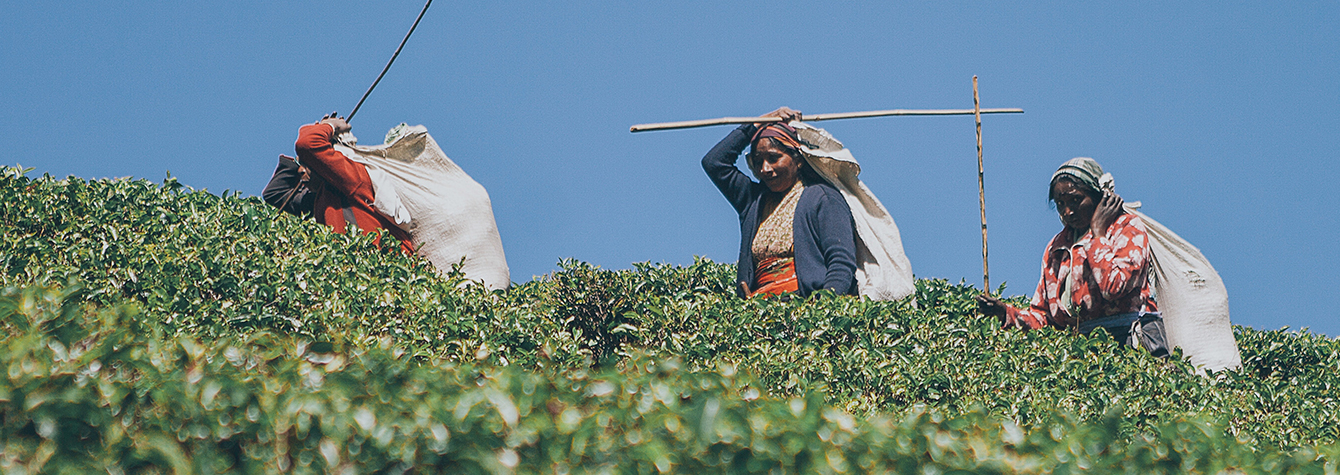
[750,123,804,152]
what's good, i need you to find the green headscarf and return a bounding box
[1050,157,1114,196]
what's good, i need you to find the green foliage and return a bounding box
[3,166,1340,470]
[542,259,642,365]
[2,283,1337,473]
[549,267,1340,449]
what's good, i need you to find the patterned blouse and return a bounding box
[1003,212,1158,331]
[752,181,806,263]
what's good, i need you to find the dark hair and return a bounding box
[748,137,803,166]
[1048,175,1100,204]
[753,137,823,185]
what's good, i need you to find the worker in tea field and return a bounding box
[266,112,414,253]
[702,107,858,299]
[976,158,1168,356]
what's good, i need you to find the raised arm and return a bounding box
[294,118,369,200]
[701,124,759,214]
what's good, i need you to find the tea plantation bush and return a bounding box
[3,283,1337,473]
[2,166,1339,470]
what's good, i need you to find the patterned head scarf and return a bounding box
[751,123,804,153]
[1050,157,1115,196]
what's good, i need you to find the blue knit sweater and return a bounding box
[702,124,858,298]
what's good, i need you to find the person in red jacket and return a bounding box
[294,112,413,253]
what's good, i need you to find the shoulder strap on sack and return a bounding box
[266,157,310,217]
[276,180,304,214]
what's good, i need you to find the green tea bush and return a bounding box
[0,167,541,361]
[2,282,1336,473]
[2,166,1339,467]
[553,268,1340,448]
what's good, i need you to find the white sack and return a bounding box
[1125,202,1241,373]
[333,125,510,290]
[791,123,916,301]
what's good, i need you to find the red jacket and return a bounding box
[295,123,413,253]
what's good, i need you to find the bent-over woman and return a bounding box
[293,112,414,253]
[977,157,1168,356]
[702,107,858,298]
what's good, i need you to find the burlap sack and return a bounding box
[333,125,510,290]
[1126,202,1241,373]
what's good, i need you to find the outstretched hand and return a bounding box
[975,293,1007,318]
[1090,190,1125,237]
[760,106,802,123]
[318,111,352,136]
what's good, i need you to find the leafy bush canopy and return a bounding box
[4,283,1338,474]
[2,166,1339,472]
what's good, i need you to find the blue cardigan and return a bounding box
[702,124,858,298]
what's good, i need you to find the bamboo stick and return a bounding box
[974,76,990,292]
[629,107,1023,133]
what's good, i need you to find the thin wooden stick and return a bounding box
[630,107,1023,133]
[974,76,990,292]
[348,0,434,121]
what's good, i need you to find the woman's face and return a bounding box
[1052,179,1097,232]
[749,139,802,192]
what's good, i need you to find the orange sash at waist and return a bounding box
[754,256,798,297]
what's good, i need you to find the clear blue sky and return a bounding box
[3,2,1336,335]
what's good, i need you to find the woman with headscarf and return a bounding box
[976,157,1168,355]
[702,107,858,298]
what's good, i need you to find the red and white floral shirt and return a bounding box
[1003,212,1158,331]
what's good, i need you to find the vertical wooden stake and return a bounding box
[974,76,990,292]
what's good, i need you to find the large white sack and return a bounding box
[1125,203,1241,373]
[791,123,916,301]
[332,125,510,290]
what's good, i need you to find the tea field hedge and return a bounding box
[2,166,1339,472]
[4,283,1338,473]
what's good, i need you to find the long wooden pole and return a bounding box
[974,76,990,292]
[348,0,434,121]
[630,107,1023,133]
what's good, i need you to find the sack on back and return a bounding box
[1126,202,1241,373]
[792,123,916,301]
[333,124,510,290]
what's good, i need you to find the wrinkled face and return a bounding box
[748,139,802,192]
[1051,179,1097,232]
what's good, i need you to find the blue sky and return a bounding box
[2,2,1336,335]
